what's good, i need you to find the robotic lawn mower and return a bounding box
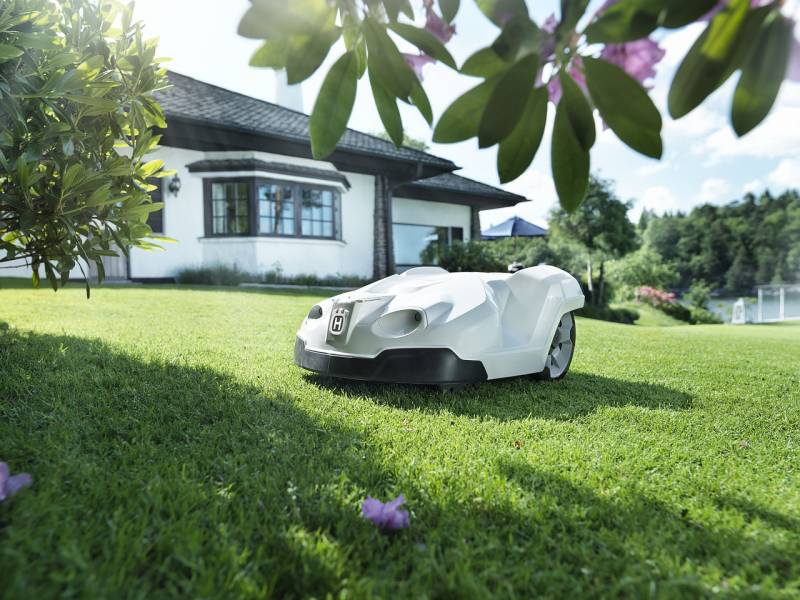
[294,265,585,389]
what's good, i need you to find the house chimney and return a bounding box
[275,70,304,113]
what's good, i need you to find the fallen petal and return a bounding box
[5,473,33,497]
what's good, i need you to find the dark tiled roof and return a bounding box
[400,172,526,203]
[186,158,351,188]
[156,71,454,170]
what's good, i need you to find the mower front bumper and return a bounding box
[294,337,487,385]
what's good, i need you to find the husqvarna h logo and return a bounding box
[329,307,349,335]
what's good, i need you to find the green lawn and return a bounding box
[1,279,799,598]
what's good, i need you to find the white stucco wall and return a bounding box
[392,197,472,239]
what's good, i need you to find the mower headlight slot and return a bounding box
[372,309,425,338]
[307,305,323,320]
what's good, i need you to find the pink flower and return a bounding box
[0,462,32,502]
[636,286,677,307]
[361,495,410,531]
[600,38,665,87]
[788,29,800,83]
[423,0,455,43]
[547,56,587,104]
[403,53,435,80]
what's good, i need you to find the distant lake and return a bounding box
[708,288,800,322]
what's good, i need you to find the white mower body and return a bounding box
[294,265,585,385]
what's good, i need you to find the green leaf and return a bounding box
[551,102,590,212]
[668,0,753,119]
[461,47,508,78]
[363,18,415,100]
[661,0,718,28]
[585,0,663,44]
[497,86,548,183]
[491,17,541,62]
[0,44,22,61]
[238,0,334,39]
[370,73,403,147]
[249,39,288,68]
[139,159,164,179]
[432,77,500,143]
[584,57,662,158]
[66,95,118,111]
[285,28,341,84]
[558,0,590,37]
[388,23,456,69]
[474,0,528,26]
[478,52,539,148]
[408,80,433,125]
[732,14,793,137]
[559,71,595,151]
[310,52,358,158]
[439,0,460,22]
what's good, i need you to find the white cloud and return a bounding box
[696,178,731,204]
[636,186,682,216]
[499,169,558,225]
[742,179,764,195]
[767,158,800,191]
[701,105,800,163]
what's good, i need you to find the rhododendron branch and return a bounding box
[239,0,799,212]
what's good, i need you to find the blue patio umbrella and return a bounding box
[481,216,548,240]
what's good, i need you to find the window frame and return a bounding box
[203,176,342,240]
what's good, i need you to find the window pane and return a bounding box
[393,224,439,265]
[258,183,294,235]
[300,187,336,238]
[210,181,249,235]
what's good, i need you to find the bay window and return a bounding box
[204,177,341,239]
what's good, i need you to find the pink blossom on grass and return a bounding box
[362,495,410,531]
[601,38,665,88]
[0,462,32,502]
[403,53,436,80]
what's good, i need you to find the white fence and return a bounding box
[756,284,800,323]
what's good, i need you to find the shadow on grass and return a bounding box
[304,371,693,421]
[1,325,795,597]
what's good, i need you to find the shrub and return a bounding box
[176,265,251,286]
[684,280,713,310]
[607,248,678,301]
[0,0,169,293]
[435,241,504,273]
[689,306,723,325]
[261,270,368,288]
[577,305,640,325]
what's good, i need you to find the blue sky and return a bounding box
[134,0,800,227]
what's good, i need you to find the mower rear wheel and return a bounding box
[536,312,576,381]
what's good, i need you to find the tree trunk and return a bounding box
[586,258,594,304]
[597,260,606,307]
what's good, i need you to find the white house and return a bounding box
[12,72,526,282]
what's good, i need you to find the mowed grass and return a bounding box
[1,279,799,598]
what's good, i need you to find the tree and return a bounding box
[606,247,678,300]
[239,0,800,212]
[549,176,638,305]
[0,0,169,294]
